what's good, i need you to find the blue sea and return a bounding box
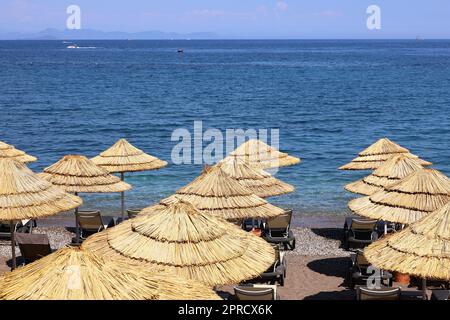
[0,40,449,216]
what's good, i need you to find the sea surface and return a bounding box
[0,40,449,216]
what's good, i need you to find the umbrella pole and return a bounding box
[120,172,125,220]
[10,220,16,270]
[74,192,80,243]
[422,278,427,300]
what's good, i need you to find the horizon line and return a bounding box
[1,38,450,41]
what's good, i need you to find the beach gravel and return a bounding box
[0,227,75,259]
[288,227,350,257]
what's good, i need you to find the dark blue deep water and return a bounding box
[0,40,449,216]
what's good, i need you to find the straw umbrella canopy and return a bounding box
[345,154,424,196]
[339,138,432,170]
[0,247,220,300]
[39,155,131,240]
[0,141,37,163]
[92,138,167,173]
[216,156,294,198]
[82,199,276,286]
[0,158,82,269]
[229,139,300,169]
[161,165,285,221]
[39,155,131,194]
[348,168,450,225]
[91,138,167,218]
[364,201,450,282]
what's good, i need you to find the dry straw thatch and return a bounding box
[0,247,220,300]
[345,154,424,196]
[349,168,450,224]
[0,158,82,220]
[217,157,294,198]
[339,138,432,170]
[365,201,450,281]
[39,155,131,193]
[161,165,285,220]
[82,199,276,286]
[91,138,167,173]
[91,138,167,217]
[0,141,37,163]
[229,139,300,169]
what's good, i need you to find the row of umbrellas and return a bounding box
[341,137,450,285]
[0,138,300,299]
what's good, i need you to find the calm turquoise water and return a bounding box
[0,40,449,216]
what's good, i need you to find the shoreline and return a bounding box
[33,211,349,229]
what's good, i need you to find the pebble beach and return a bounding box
[0,214,355,300]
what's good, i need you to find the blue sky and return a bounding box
[1,0,449,38]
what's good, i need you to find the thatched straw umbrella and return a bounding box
[217,157,294,198]
[0,158,82,269]
[229,139,300,169]
[345,154,423,196]
[0,141,37,163]
[161,165,285,221]
[348,168,450,225]
[365,201,450,299]
[339,138,431,170]
[91,138,167,217]
[0,247,220,300]
[39,155,131,239]
[82,199,276,286]
[39,155,131,193]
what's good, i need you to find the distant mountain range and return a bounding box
[0,28,220,40]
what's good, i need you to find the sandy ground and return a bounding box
[275,254,354,300]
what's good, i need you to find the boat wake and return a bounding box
[66,45,98,49]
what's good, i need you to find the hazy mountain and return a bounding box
[0,28,219,40]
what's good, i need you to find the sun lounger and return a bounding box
[400,290,427,300]
[344,218,378,250]
[348,250,392,289]
[344,217,398,237]
[234,284,278,300]
[255,245,286,286]
[344,216,372,235]
[262,210,295,250]
[126,208,142,220]
[242,217,265,231]
[75,210,115,241]
[431,290,450,300]
[14,233,52,264]
[356,286,401,300]
[0,221,20,239]
[357,286,427,300]
[0,220,36,239]
[242,218,258,231]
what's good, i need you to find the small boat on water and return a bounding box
[177,49,184,53]
[67,44,79,49]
